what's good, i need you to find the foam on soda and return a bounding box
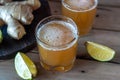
[63,0,95,11]
[37,21,78,50]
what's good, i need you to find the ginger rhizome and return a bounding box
[0,0,41,39]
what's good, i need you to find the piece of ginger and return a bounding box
[0,4,33,39]
[0,0,41,39]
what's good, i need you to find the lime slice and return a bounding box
[0,30,3,43]
[14,52,37,79]
[85,41,115,61]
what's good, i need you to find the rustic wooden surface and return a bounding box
[0,0,120,80]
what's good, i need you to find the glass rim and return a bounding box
[62,0,98,12]
[35,15,79,50]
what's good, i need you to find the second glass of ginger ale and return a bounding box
[62,0,98,36]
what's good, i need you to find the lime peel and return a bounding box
[15,52,37,79]
[85,41,115,61]
[21,52,37,77]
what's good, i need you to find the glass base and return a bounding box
[40,61,74,72]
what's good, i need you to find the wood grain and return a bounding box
[0,58,120,80]
[48,1,61,15]
[77,29,120,63]
[98,0,120,7]
[93,7,120,31]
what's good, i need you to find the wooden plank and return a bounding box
[98,0,120,7]
[77,29,120,63]
[93,7,120,31]
[0,58,120,80]
[35,59,120,80]
[48,1,61,15]
[0,60,21,80]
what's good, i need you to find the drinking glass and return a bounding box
[62,0,98,36]
[35,15,79,72]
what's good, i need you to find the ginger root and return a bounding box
[7,16,26,39]
[0,0,41,39]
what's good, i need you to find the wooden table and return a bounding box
[0,0,120,80]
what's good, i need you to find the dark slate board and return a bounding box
[0,0,51,60]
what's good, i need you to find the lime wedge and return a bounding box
[0,30,3,43]
[85,41,115,61]
[14,52,37,79]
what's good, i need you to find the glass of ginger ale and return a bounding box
[62,0,98,36]
[35,15,79,72]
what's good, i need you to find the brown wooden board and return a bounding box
[0,0,51,59]
[1,59,120,80]
[77,29,120,63]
